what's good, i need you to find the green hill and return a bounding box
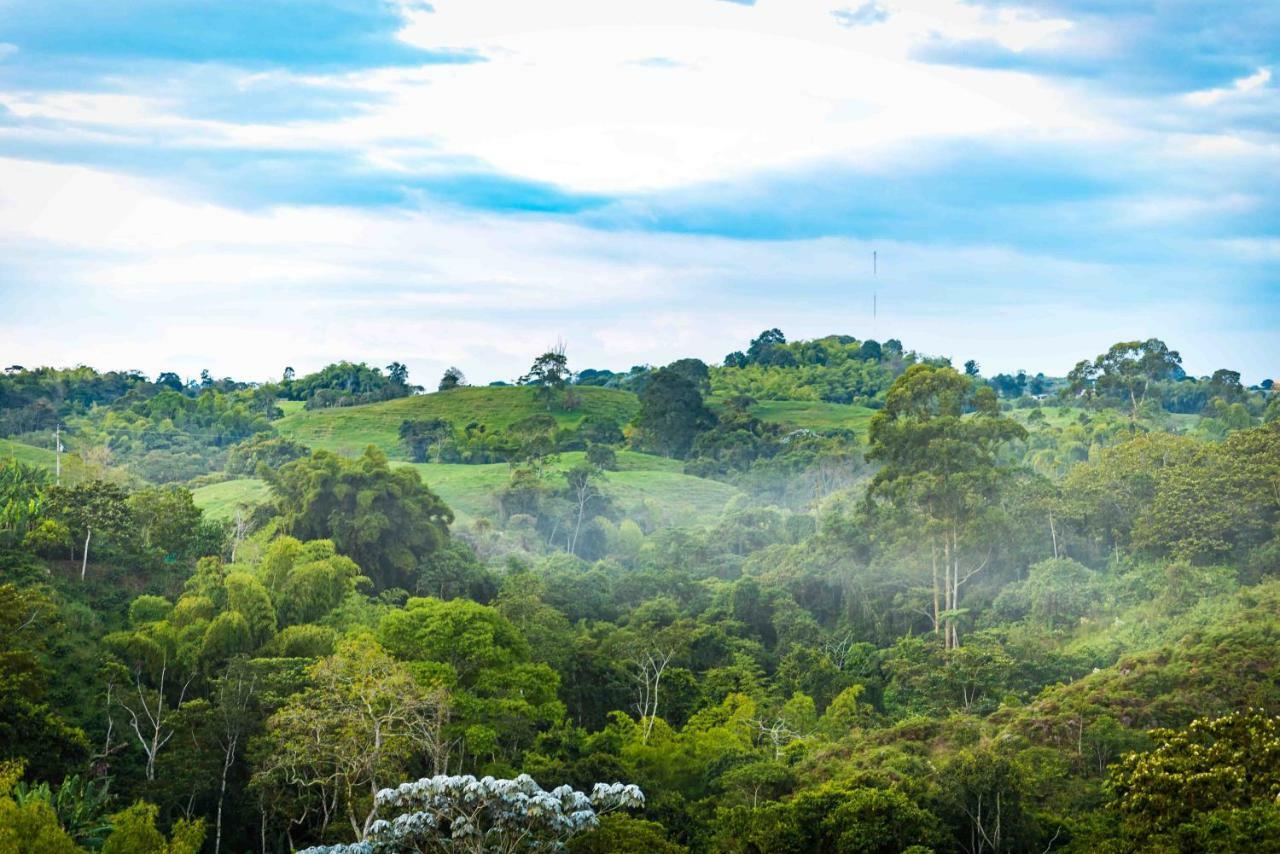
[0,437,92,482]
[191,477,273,519]
[194,450,738,527]
[274,386,639,459]
[721,399,876,434]
[403,450,737,525]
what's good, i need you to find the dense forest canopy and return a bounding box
[1,332,1278,852]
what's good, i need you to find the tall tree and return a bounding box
[867,365,1026,648]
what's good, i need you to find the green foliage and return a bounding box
[128,485,202,561]
[635,368,716,459]
[715,783,942,853]
[102,801,204,854]
[1106,710,1280,852]
[224,432,309,476]
[378,596,530,686]
[267,447,452,590]
[0,761,82,854]
[286,361,418,410]
[0,585,89,779]
[568,813,687,853]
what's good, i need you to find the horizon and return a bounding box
[2,1,1277,383]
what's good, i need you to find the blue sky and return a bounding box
[0,0,1276,384]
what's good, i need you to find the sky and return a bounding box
[0,0,1277,385]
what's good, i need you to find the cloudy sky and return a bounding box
[1,0,1276,384]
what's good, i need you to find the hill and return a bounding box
[734,399,875,434]
[193,450,738,527]
[0,436,92,482]
[190,477,273,519]
[274,385,640,459]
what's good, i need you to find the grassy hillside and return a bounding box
[275,386,640,459]
[404,450,737,525]
[191,478,273,519]
[0,437,92,482]
[1,437,59,468]
[730,399,876,434]
[194,450,738,528]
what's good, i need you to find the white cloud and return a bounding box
[0,0,1095,194]
[1185,67,1271,106]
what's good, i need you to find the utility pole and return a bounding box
[55,423,62,485]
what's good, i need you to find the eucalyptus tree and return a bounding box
[867,364,1026,648]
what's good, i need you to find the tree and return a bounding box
[0,761,82,854]
[102,800,204,854]
[0,460,49,548]
[46,480,132,580]
[664,358,711,393]
[867,365,1026,648]
[128,485,202,561]
[746,329,787,365]
[563,462,606,556]
[1107,710,1280,851]
[1025,557,1099,629]
[964,359,980,377]
[1068,339,1183,419]
[377,597,530,688]
[715,783,940,853]
[631,647,674,745]
[266,447,452,590]
[635,368,716,459]
[385,362,410,387]
[438,367,466,392]
[0,585,89,779]
[520,347,570,409]
[253,635,453,842]
[399,418,455,463]
[299,775,644,854]
[104,621,197,782]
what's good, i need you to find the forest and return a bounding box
[1,331,1278,853]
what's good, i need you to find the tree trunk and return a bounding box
[931,550,940,636]
[81,526,92,580]
[215,734,236,854]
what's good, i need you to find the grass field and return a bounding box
[1008,405,1202,432]
[0,437,93,482]
[275,386,640,459]
[191,478,274,519]
[727,399,876,434]
[403,451,738,525]
[191,449,737,528]
[0,437,59,468]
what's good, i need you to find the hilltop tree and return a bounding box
[1067,338,1184,419]
[438,366,466,392]
[867,364,1026,647]
[385,362,410,386]
[520,347,570,409]
[266,448,452,590]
